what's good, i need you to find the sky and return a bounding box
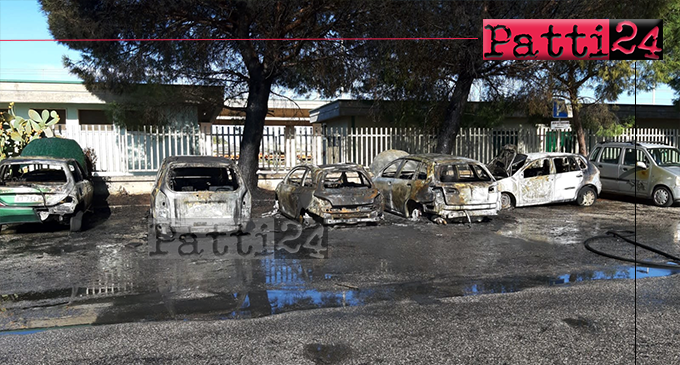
[0,0,675,105]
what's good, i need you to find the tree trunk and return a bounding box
[570,96,587,156]
[435,69,475,154]
[239,74,273,192]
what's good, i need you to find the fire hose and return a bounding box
[584,230,680,269]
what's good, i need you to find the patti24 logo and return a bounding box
[483,19,663,60]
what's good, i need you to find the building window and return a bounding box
[78,109,111,125]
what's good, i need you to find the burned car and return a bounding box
[276,164,383,225]
[150,156,251,235]
[372,154,500,223]
[0,157,93,232]
[487,146,601,209]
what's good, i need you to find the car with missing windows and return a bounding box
[275,164,383,225]
[0,156,93,232]
[487,146,601,209]
[371,153,500,223]
[151,156,251,236]
[588,141,680,206]
[0,137,93,232]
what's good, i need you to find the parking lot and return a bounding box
[1,191,679,325]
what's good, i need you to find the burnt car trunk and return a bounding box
[439,182,497,206]
[153,158,251,234]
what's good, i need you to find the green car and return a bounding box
[0,140,93,232]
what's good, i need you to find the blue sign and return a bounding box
[553,100,569,118]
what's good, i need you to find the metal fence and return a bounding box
[53,123,680,175]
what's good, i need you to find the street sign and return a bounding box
[551,120,571,130]
[552,100,572,118]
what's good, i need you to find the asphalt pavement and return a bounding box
[0,193,679,364]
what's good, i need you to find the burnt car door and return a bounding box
[552,156,584,201]
[372,159,404,212]
[619,147,652,195]
[391,159,421,215]
[517,158,554,205]
[593,146,623,192]
[278,167,307,217]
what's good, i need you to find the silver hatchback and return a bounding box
[589,142,680,206]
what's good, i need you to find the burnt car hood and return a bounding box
[487,145,518,179]
[314,188,380,206]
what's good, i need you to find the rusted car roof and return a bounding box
[318,163,365,170]
[405,153,482,164]
[306,164,371,182]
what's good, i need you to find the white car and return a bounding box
[487,146,602,209]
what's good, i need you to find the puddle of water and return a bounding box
[0,324,91,336]
[3,264,679,332]
[550,266,680,285]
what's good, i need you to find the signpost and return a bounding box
[550,100,572,152]
[550,120,570,130]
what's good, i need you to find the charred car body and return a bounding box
[0,157,93,232]
[276,164,383,225]
[151,156,251,235]
[487,146,601,209]
[372,154,500,222]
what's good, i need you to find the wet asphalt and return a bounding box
[0,192,679,364]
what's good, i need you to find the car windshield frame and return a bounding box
[165,164,241,192]
[321,169,372,189]
[0,161,72,186]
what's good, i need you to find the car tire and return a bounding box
[576,186,597,207]
[652,186,673,207]
[500,193,515,210]
[70,210,84,232]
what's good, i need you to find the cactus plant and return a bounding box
[0,102,60,159]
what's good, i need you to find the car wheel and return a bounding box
[500,193,515,210]
[652,186,673,207]
[576,186,597,207]
[70,210,84,232]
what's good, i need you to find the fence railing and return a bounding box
[52,124,680,175]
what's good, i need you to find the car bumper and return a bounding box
[321,210,382,225]
[0,207,42,224]
[153,218,245,236]
[432,203,500,219]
